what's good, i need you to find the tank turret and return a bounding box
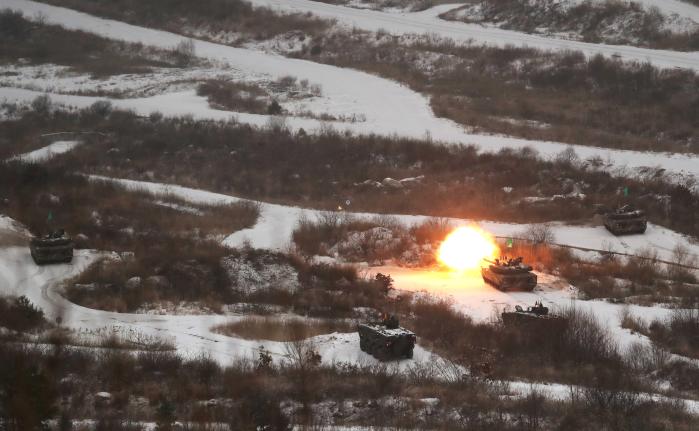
[501,301,563,326]
[481,256,537,291]
[603,204,647,235]
[358,315,415,361]
[30,229,74,265]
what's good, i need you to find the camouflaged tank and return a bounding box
[481,256,537,291]
[501,301,563,326]
[604,205,647,235]
[30,229,74,265]
[358,315,415,361]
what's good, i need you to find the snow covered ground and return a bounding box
[0,240,456,371]
[82,176,699,359]
[3,0,699,182]
[2,205,698,415]
[8,140,81,163]
[91,176,699,263]
[246,0,699,70]
[0,64,252,98]
[380,266,676,353]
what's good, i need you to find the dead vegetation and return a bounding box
[0,336,695,430]
[67,245,389,315]
[399,297,627,386]
[197,80,270,114]
[313,0,462,12]
[5,103,695,238]
[442,0,699,51]
[0,295,48,333]
[298,33,699,154]
[0,9,197,78]
[39,0,332,43]
[213,316,354,341]
[31,0,699,154]
[0,163,259,252]
[292,213,451,266]
[648,308,699,359]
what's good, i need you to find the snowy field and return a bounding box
[2,0,699,184]
[6,169,697,360]
[1,0,698,419]
[81,175,699,362]
[246,0,699,69]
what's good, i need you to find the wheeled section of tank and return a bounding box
[358,315,415,361]
[30,229,74,265]
[603,205,647,235]
[481,256,537,291]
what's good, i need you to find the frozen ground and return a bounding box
[2,0,699,181]
[246,0,699,70]
[8,140,81,162]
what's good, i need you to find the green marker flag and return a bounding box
[507,238,514,248]
[47,211,53,222]
[623,186,629,197]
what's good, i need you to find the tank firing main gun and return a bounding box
[481,256,537,291]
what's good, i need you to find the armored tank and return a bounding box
[501,301,562,326]
[358,315,415,361]
[481,256,537,291]
[603,205,647,235]
[30,229,74,265]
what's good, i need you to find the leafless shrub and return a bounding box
[522,223,555,244]
[197,79,269,114]
[618,306,647,334]
[666,244,698,283]
[170,38,196,66]
[31,94,52,114]
[410,218,452,245]
[560,306,618,364]
[265,115,289,132]
[89,100,113,117]
[649,308,699,359]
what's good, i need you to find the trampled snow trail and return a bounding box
[2,0,699,180]
[248,0,699,70]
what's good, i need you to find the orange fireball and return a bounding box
[438,226,498,271]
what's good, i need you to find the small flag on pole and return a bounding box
[507,238,514,248]
[47,211,53,222]
[623,186,629,197]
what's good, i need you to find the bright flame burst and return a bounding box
[438,226,498,271]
